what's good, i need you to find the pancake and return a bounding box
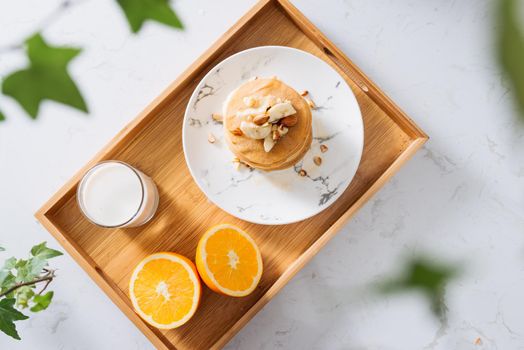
[239,132,312,171]
[223,77,312,171]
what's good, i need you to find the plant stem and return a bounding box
[0,270,56,298]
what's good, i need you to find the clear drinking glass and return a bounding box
[77,161,159,228]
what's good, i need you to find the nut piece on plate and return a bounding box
[298,169,307,177]
[211,113,223,123]
[320,144,328,153]
[300,90,309,96]
[305,97,316,109]
[208,132,216,144]
[232,157,251,170]
[313,156,322,166]
[232,157,241,170]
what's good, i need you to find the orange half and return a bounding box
[196,224,263,297]
[129,252,201,329]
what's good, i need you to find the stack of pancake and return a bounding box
[223,77,312,171]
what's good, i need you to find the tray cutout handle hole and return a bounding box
[322,46,369,93]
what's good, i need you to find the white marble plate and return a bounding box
[182,46,363,225]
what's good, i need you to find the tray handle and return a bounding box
[321,46,370,93]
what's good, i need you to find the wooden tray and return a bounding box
[36,1,428,349]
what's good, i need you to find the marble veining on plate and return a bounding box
[183,46,364,224]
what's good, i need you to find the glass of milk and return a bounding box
[77,161,159,228]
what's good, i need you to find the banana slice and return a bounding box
[240,121,271,139]
[263,134,276,152]
[267,101,296,123]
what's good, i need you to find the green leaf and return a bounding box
[116,0,183,33]
[30,242,62,260]
[498,0,524,118]
[0,298,28,340]
[376,257,458,318]
[13,259,30,283]
[0,110,4,121]
[0,257,17,290]
[1,33,88,119]
[27,257,48,278]
[14,286,35,309]
[0,246,4,252]
[30,291,53,312]
[0,271,15,291]
[3,257,16,270]
[14,259,42,284]
[12,258,44,283]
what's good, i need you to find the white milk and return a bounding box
[77,161,159,228]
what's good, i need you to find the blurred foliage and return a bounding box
[0,0,183,122]
[117,0,184,33]
[376,257,458,318]
[2,34,87,119]
[0,242,62,340]
[29,291,54,312]
[498,0,524,119]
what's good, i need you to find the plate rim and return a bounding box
[182,45,364,225]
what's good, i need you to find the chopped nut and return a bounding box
[300,90,309,96]
[272,130,280,141]
[313,156,322,166]
[207,132,216,143]
[232,157,241,170]
[253,114,269,125]
[306,97,316,109]
[320,144,328,153]
[211,113,223,123]
[280,114,298,127]
[299,169,307,177]
[230,128,243,136]
[277,124,289,135]
[474,337,482,345]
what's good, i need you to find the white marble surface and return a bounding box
[1,0,523,349]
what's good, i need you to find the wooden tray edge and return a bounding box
[34,211,173,350]
[211,137,427,349]
[276,0,428,140]
[35,1,276,349]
